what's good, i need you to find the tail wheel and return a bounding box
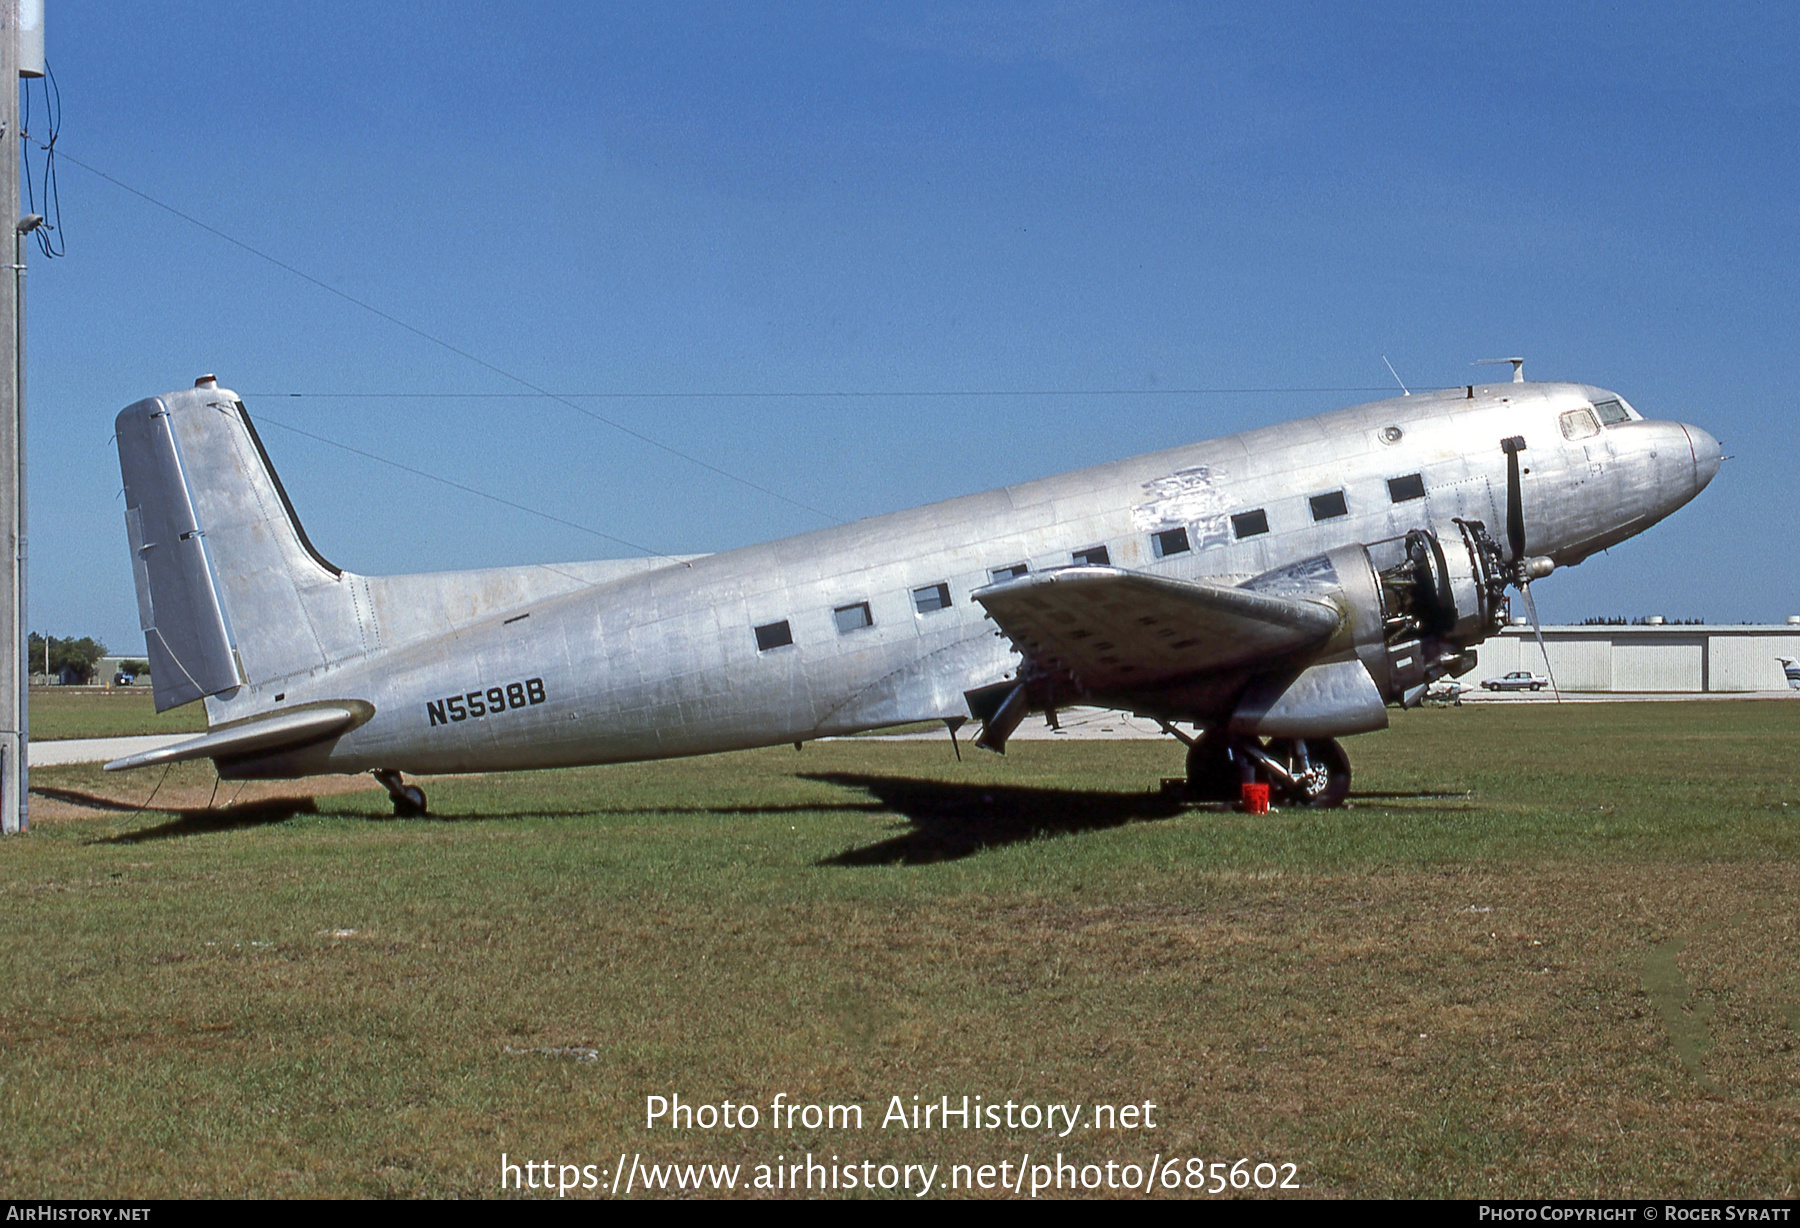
[373,769,429,818]
[1265,737,1351,809]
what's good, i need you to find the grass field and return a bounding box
[29,686,207,740]
[3,699,1800,1198]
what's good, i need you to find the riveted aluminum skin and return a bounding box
[116,397,239,710]
[110,380,1720,780]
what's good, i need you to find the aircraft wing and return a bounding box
[972,566,1341,695]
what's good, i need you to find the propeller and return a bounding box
[1501,435,1560,702]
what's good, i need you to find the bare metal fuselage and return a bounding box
[164,380,1716,779]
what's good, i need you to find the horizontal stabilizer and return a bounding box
[973,566,1340,695]
[103,704,365,772]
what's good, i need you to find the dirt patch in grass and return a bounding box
[26,761,386,825]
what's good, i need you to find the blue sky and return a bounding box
[27,1,1799,649]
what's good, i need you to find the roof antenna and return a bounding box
[1475,357,1526,383]
[1382,356,1410,396]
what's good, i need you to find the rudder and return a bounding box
[117,394,241,711]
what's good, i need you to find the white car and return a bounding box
[1482,670,1549,692]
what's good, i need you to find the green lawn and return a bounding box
[3,700,1799,1198]
[29,686,207,740]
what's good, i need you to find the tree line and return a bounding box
[28,633,149,684]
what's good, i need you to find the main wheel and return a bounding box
[1184,731,1240,801]
[1265,737,1350,809]
[393,785,428,818]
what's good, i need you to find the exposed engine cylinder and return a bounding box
[1373,520,1509,702]
[1240,520,1510,711]
[1379,521,1509,649]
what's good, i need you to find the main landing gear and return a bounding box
[1184,732,1351,809]
[373,769,428,817]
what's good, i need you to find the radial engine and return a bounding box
[1234,519,1512,729]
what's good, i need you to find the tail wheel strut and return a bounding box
[372,769,428,817]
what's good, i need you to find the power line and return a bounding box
[254,412,676,561]
[245,386,1404,400]
[20,61,64,258]
[56,150,839,524]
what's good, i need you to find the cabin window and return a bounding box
[1152,527,1190,558]
[754,620,793,651]
[833,601,873,634]
[1387,473,1426,503]
[1559,409,1600,440]
[1072,545,1111,567]
[912,582,952,614]
[989,562,1029,583]
[1231,509,1269,538]
[1310,490,1348,521]
[1593,398,1632,425]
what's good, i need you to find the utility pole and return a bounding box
[0,0,38,835]
[0,2,22,835]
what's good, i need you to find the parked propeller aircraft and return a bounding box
[107,374,1719,812]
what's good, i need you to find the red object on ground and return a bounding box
[1240,782,1270,814]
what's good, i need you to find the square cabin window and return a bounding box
[833,601,873,634]
[912,582,952,614]
[1231,509,1270,539]
[754,620,793,652]
[989,562,1029,583]
[1072,545,1111,567]
[1152,527,1191,558]
[1387,473,1426,503]
[1309,490,1348,521]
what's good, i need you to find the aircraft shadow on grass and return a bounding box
[34,775,1472,850]
[37,785,596,842]
[804,776,1479,865]
[32,787,325,844]
[805,774,1195,866]
[591,801,891,817]
[41,782,890,842]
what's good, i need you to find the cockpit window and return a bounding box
[1592,398,1632,425]
[1559,408,1601,440]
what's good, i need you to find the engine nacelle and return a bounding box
[1238,520,1509,711]
[1384,521,1509,648]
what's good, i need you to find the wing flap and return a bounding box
[973,566,1340,694]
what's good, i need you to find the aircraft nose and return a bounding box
[1681,423,1722,492]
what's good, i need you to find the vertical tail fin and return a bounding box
[116,379,371,709]
[117,394,241,711]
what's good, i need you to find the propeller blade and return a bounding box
[1518,578,1561,703]
[1502,436,1527,564]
